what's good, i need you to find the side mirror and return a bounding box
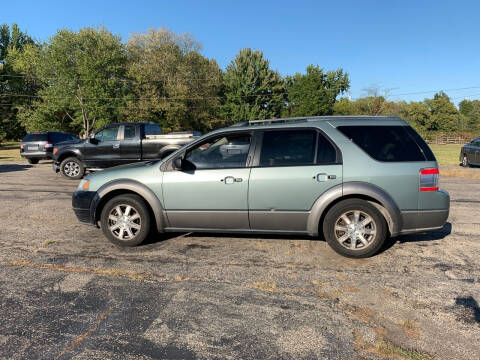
[173,157,183,169]
[173,156,195,171]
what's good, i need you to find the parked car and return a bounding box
[52,122,199,179]
[460,137,480,167]
[71,116,450,258]
[20,132,78,164]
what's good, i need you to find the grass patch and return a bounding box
[440,167,480,179]
[376,339,433,360]
[252,281,277,292]
[7,259,150,281]
[0,141,22,162]
[429,144,462,166]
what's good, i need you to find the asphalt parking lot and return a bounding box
[0,161,479,359]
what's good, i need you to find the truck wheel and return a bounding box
[323,199,387,258]
[27,159,39,164]
[462,155,470,167]
[60,157,85,180]
[100,194,151,247]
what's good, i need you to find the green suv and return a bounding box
[72,116,449,258]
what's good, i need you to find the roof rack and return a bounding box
[229,115,401,127]
[229,117,310,127]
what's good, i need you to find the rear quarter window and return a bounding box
[337,125,435,162]
[144,124,162,136]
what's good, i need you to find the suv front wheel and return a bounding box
[60,157,85,180]
[100,194,151,247]
[323,199,387,258]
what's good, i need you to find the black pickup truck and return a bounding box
[52,122,199,179]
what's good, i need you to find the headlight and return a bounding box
[77,179,90,191]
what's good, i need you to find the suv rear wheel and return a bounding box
[462,154,469,167]
[27,158,39,164]
[100,194,151,247]
[60,157,85,180]
[323,199,387,258]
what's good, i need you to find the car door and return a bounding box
[162,131,254,230]
[87,125,121,167]
[248,128,343,232]
[119,124,141,163]
[474,140,480,164]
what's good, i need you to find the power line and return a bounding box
[389,86,480,97]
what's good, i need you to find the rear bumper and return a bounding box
[72,191,97,226]
[399,189,450,235]
[21,151,52,160]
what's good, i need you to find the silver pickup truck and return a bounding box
[52,122,199,179]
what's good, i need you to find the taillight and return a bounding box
[420,168,439,192]
[44,142,53,149]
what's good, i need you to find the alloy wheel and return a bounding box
[64,161,80,177]
[334,210,377,250]
[107,204,142,241]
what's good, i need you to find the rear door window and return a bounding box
[124,125,136,139]
[48,132,68,144]
[337,125,431,162]
[259,130,316,166]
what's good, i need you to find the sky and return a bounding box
[2,0,480,103]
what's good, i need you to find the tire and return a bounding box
[322,199,387,258]
[60,157,85,180]
[462,154,470,167]
[27,158,39,164]
[100,194,151,247]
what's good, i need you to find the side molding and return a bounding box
[307,182,402,237]
[95,178,166,232]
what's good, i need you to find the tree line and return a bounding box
[1,24,479,141]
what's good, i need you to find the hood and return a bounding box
[55,139,84,147]
[87,160,162,191]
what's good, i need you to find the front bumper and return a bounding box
[72,190,97,226]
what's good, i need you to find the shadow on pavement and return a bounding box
[0,164,32,173]
[455,296,480,324]
[378,222,452,254]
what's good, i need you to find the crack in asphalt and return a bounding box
[53,303,119,360]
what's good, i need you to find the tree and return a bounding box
[125,28,223,132]
[222,48,285,122]
[285,65,349,116]
[0,23,36,140]
[425,91,461,132]
[405,102,432,132]
[10,27,128,137]
[459,99,480,131]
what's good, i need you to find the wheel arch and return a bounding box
[57,150,82,163]
[307,182,402,237]
[93,179,166,232]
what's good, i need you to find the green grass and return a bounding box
[376,340,433,360]
[0,141,22,162]
[429,144,462,166]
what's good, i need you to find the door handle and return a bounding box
[221,176,243,184]
[113,144,120,149]
[314,173,336,182]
